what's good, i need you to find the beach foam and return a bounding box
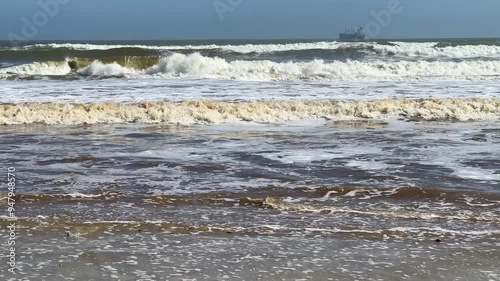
[1,98,498,125]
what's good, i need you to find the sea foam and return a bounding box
[1,98,498,125]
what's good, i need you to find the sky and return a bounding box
[1,0,500,40]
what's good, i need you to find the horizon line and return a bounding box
[2,36,500,42]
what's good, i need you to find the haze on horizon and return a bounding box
[1,0,499,41]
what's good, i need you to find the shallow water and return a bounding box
[1,120,499,280]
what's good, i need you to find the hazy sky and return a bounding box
[1,0,500,40]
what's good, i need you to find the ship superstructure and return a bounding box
[339,27,366,40]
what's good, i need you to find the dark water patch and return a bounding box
[37,155,101,165]
[121,160,167,169]
[122,133,165,139]
[392,163,459,184]
[231,167,302,182]
[327,119,389,129]
[463,134,489,142]
[460,159,500,171]
[183,163,231,173]
[0,48,161,64]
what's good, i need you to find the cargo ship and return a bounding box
[339,27,366,40]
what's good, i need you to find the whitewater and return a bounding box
[3,53,500,81]
[1,40,499,125]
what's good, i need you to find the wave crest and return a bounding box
[21,41,500,58]
[1,98,498,125]
[2,53,500,81]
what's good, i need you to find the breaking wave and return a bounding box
[20,41,500,59]
[0,61,72,76]
[371,42,500,59]
[1,98,498,125]
[2,53,500,81]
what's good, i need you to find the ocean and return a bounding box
[0,39,499,280]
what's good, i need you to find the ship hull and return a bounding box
[339,33,365,40]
